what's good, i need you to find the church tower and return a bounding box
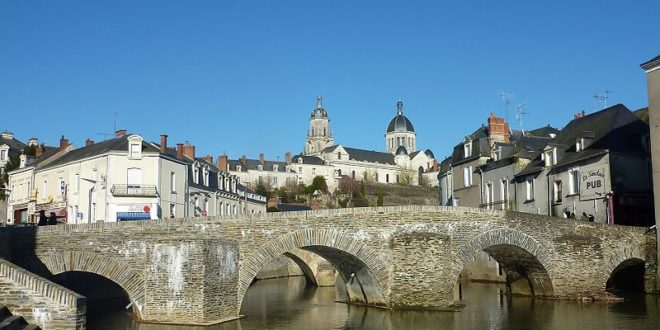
[305,96,334,155]
[385,100,416,154]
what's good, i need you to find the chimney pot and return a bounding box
[115,129,127,138]
[259,153,265,165]
[59,135,69,151]
[35,145,43,157]
[85,138,94,147]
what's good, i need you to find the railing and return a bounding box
[111,184,158,197]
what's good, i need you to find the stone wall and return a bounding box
[0,259,85,329]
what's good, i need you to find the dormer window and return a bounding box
[576,138,584,152]
[337,152,342,160]
[298,157,303,164]
[544,148,557,166]
[258,164,263,171]
[493,147,501,161]
[193,164,199,184]
[203,166,209,186]
[127,135,143,159]
[273,164,279,171]
[236,165,241,171]
[464,141,472,158]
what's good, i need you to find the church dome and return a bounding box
[386,100,415,133]
[424,149,435,159]
[395,145,408,155]
[310,96,328,119]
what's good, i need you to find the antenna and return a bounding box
[500,91,512,122]
[593,90,612,110]
[515,103,529,134]
[113,111,119,132]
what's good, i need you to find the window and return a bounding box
[544,148,557,166]
[337,152,341,160]
[203,167,209,186]
[500,179,508,209]
[312,168,316,175]
[236,165,241,171]
[576,138,584,152]
[258,164,263,171]
[194,198,199,216]
[464,141,472,158]
[568,168,580,195]
[0,149,5,161]
[42,180,47,199]
[170,172,176,193]
[273,164,279,171]
[463,166,473,187]
[193,165,199,184]
[525,177,535,201]
[386,174,389,183]
[553,180,563,203]
[352,171,356,179]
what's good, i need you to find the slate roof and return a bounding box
[554,104,647,153]
[291,155,325,165]
[342,147,396,165]
[386,113,415,133]
[526,125,560,138]
[641,55,660,70]
[634,107,649,124]
[228,158,291,172]
[41,135,160,170]
[0,134,27,155]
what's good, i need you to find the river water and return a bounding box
[89,277,660,330]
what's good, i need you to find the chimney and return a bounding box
[176,143,184,159]
[27,138,38,147]
[19,154,27,168]
[259,153,265,165]
[218,154,228,172]
[573,111,586,120]
[59,135,69,151]
[205,154,213,164]
[285,152,292,164]
[433,159,438,172]
[182,143,195,160]
[115,129,127,138]
[241,154,247,164]
[487,112,510,144]
[160,134,168,154]
[35,145,43,157]
[85,138,94,147]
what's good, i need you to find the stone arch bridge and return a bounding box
[0,206,655,327]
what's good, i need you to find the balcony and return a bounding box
[111,184,158,197]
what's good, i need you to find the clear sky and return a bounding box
[1,1,658,162]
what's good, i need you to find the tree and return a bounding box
[307,176,328,194]
[255,182,270,198]
[377,189,384,206]
[398,169,416,185]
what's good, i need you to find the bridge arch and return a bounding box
[456,228,555,297]
[239,229,389,311]
[605,247,647,293]
[38,251,145,319]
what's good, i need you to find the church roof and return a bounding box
[386,100,415,133]
[395,145,408,155]
[342,147,396,165]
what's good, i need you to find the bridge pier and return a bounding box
[141,238,241,325]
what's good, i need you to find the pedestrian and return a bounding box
[47,212,58,225]
[38,210,48,226]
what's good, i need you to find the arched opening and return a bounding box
[418,166,424,185]
[606,258,645,293]
[52,271,134,327]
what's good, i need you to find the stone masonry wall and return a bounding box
[0,259,86,329]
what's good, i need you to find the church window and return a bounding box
[324,127,326,136]
[386,174,389,183]
[337,152,341,160]
[397,137,401,146]
[352,171,355,179]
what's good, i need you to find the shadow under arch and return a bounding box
[456,229,555,298]
[38,250,145,319]
[606,257,646,293]
[239,229,389,312]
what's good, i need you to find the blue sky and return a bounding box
[1,1,658,162]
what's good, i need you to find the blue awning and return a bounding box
[117,212,151,221]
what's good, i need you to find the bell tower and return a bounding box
[305,96,334,155]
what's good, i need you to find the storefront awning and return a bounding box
[117,212,151,221]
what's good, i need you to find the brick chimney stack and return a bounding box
[433,159,438,172]
[35,145,43,157]
[160,134,168,154]
[285,152,292,164]
[176,143,184,159]
[204,154,213,164]
[182,143,195,160]
[85,138,94,147]
[241,154,247,164]
[573,111,586,120]
[59,135,69,151]
[115,129,127,138]
[259,153,265,165]
[218,155,228,172]
[487,112,510,144]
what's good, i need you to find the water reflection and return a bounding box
[89,277,660,330]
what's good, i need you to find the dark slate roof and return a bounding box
[514,155,545,178]
[552,149,608,169]
[526,125,560,138]
[634,107,649,124]
[41,135,160,169]
[237,183,267,203]
[343,147,396,165]
[451,126,490,165]
[424,149,435,159]
[509,135,553,159]
[641,55,660,70]
[228,158,290,172]
[386,113,415,133]
[554,104,648,153]
[478,157,516,172]
[438,157,452,174]
[0,135,26,153]
[395,146,408,155]
[322,145,340,153]
[291,155,325,165]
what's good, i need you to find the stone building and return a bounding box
[224,153,297,190]
[641,54,660,288]
[305,96,335,155]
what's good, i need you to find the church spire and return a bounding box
[396,99,404,115]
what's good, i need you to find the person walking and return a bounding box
[47,212,58,225]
